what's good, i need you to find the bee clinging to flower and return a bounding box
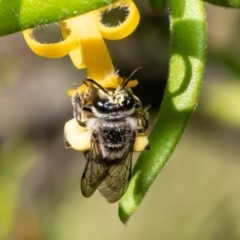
[64,68,150,203]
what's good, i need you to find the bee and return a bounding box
[64,68,150,203]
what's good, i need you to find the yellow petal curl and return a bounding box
[23,29,78,58]
[97,0,140,40]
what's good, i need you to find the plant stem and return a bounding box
[119,0,207,224]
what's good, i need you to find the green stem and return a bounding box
[0,0,118,36]
[203,0,240,7]
[119,0,206,224]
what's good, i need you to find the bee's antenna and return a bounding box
[85,78,107,93]
[122,67,142,89]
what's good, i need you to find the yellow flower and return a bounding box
[23,0,140,84]
[23,0,149,153]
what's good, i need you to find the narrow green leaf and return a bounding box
[203,0,240,7]
[119,0,206,223]
[0,0,118,37]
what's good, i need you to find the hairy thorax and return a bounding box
[88,116,137,161]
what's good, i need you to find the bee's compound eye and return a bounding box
[124,96,134,109]
[93,96,107,112]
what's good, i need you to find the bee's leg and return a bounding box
[133,96,150,133]
[72,93,83,124]
[72,93,92,127]
[133,95,142,109]
[138,118,148,133]
[73,105,84,126]
[63,134,72,148]
[92,130,99,142]
[137,105,150,133]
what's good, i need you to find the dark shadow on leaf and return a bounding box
[172,20,205,59]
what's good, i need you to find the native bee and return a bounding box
[64,68,150,203]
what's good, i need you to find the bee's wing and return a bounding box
[98,143,134,203]
[81,138,107,198]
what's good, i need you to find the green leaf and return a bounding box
[119,0,206,224]
[0,0,118,36]
[203,0,240,7]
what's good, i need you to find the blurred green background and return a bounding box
[1,1,240,240]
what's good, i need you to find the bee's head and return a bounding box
[85,68,141,114]
[92,86,134,113]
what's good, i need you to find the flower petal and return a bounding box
[60,21,86,68]
[97,0,140,40]
[23,28,78,58]
[65,13,113,80]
